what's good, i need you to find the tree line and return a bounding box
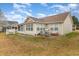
[72,16,79,26]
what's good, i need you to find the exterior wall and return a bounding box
[0,27,3,32]
[62,14,73,34]
[20,23,64,35]
[6,29,16,34]
[19,25,24,31]
[17,25,26,34]
[47,23,64,35]
[6,26,18,34]
[34,23,64,35]
[24,23,37,35]
[58,24,64,35]
[35,23,46,34]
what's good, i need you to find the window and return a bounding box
[37,27,40,31]
[55,27,58,31]
[37,27,45,31]
[51,28,54,31]
[51,27,58,31]
[43,28,45,30]
[40,28,42,31]
[26,24,33,31]
[54,24,58,31]
[51,24,58,31]
[37,27,42,31]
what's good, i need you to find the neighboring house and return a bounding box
[6,21,18,34]
[0,20,8,32]
[18,12,73,36]
[0,20,18,34]
[6,21,18,30]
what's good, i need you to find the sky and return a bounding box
[0,3,79,23]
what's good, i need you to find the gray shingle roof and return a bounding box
[0,21,18,27]
[7,21,18,25]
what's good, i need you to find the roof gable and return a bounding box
[24,12,70,24]
[38,12,69,23]
[24,16,38,24]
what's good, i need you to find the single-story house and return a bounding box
[18,12,73,36]
[0,20,18,34]
[6,21,18,34]
[0,20,8,32]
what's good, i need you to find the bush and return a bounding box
[65,32,79,38]
[50,33,59,36]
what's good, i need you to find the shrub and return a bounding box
[65,32,79,38]
[50,33,59,36]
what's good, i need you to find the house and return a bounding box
[0,20,18,34]
[17,23,25,34]
[0,20,8,32]
[18,12,73,36]
[6,21,18,34]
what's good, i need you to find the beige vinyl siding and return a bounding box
[35,23,45,34]
[63,14,73,34]
[0,27,3,31]
[24,23,37,35]
[48,23,64,35]
[23,18,37,35]
[58,24,64,35]
[35,23,64,35]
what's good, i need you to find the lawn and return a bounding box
[0,32,79,55]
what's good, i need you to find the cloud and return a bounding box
[68,3,78,10]
[5,3,33,23]
[5,12,23,20]
[37,13,47,18]
[13,3,26,9]
[73,10,79,13]
[68,4,78,7]
[25,3,31,6]
[10,11,15,15]
[25,11,32,16]
[13,3,32,15]
[6,10,32,23]
[14,8,32,16]
[40,3,48,7]
[20,3,32,7]
[50,5,68,11]
[49,5,69,14]
[50,5,64,9]
[28,9,32,13]
[49,4,78,13]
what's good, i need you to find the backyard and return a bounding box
[0,32,79,55]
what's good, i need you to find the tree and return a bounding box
[72,16,79,25]
[0,9,7,21]
[0,9,8,27]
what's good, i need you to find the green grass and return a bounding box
[0,32,79,55]
[65,32,79,38]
